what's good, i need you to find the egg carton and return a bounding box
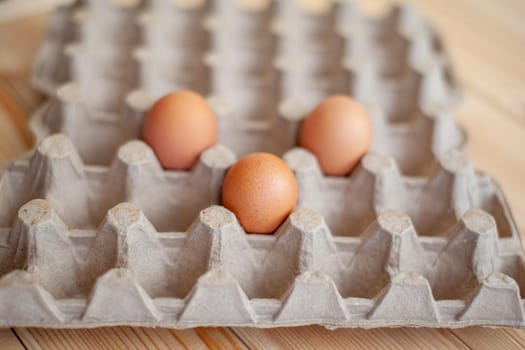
[0,134,524,328]
[5,0,522,330]
[30,0,462,177]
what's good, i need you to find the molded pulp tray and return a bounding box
[0,0,524,329]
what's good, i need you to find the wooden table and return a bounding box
[0,0,524,348]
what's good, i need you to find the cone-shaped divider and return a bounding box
[397,3,426,36]
[171,206,257,298]
[78,0,140,48]
[335,0,364,36]
[32,6,73,95]
[0,270,64,323]
[150,0,206,15]
[263,208,340,298]
[275,271,349,323]
[336,152,404,236]
[343,210,425,298]
[348,63,378,108]
[361,152,406,214]
[86,202,168,298]
[211,0,275,48]
[40,84,81,135]
[408,29,436,71]
[283,148,324,209]
[25,134,92,228]
[368,272,439,322]
[144,0,210,52]
[189,143,236,204]
[459,272,524,323]
[179,268,256,325]
[430,209,499,300]
[83,268,160,322]
[277,0,335,30]
[49,83,85,133]
[103,140,173,229]
[0,199,80,299]
[214,0,273,16]
[263,208,348,322]
[103,140,163,210]
[406,148,477,236]
[51,76,138,165]
[438,149,480,218]
[431,112,465,156]
[419,62,457,114]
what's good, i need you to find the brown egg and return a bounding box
[222,153,298,234]
[142,90,217,170]
[299,95,372,176]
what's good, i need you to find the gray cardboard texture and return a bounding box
[0,0,523,328]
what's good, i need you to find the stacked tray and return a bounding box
[0,0,523,328]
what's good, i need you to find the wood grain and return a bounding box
[14,327,247,350]
[452,328,525,350]
[0,329,25,350]
[0,0,524,348]
[232,326,469,350]
[0,93,28,166]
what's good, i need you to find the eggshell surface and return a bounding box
[142,90,217,170]
[299,95,372,176]
[222,153,298,234]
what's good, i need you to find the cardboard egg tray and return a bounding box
[0,0,523,329]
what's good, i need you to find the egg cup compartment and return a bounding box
[135,47,210,98]
[275,0,337,49]
[142,0,209,49]
[370,109,464,176]
[208,50,276,89]
[215,78,279,123]
[73,8,140,50]
[349,58,460,125]
[208,0,275,48]
[64,46,138,114]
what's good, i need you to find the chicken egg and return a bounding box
[222,153,298,234]
[142,90,217,170]
[298,95,372,176]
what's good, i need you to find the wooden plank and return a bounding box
[232,326,469,350]
[0,12,49,116]
[0,79,34,147]
[452,328,525,350]
[0,12,48,77]
[0,102,27,166]
[0,329,25,350]
[14,327,247,350]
